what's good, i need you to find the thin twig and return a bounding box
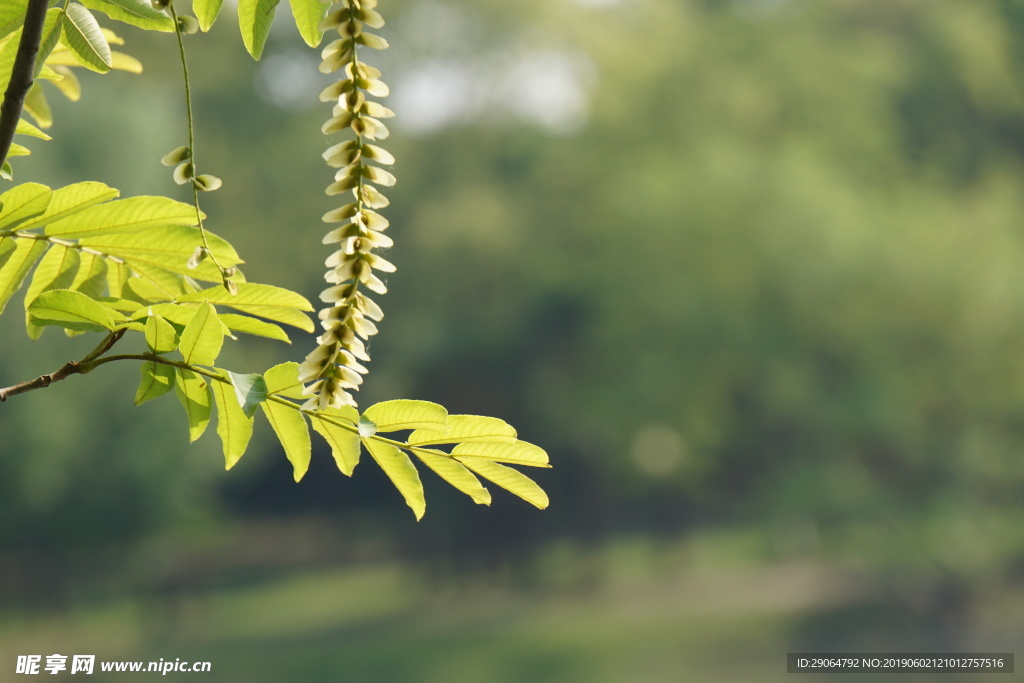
[0,329,125,402]
[0,0,49,168]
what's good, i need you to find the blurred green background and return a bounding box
[3,0,1024,680]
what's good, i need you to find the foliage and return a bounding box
[0,0,549,519]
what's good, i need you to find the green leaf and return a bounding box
[217,313,290,342]
[0,0,26,41]
[238,0,279,59]
[415,449,491,505]
[15,118,50,140]
[0,239,47,314]
[174,368,212,442]
[212,377,254,469]
[23,84,52,129]
[68,251,107,298]
[363,399,448,433]
[134,302,198,328]
[109,51,142,72]
[62,3,112,73]
[178,301,223,365]
[178,283,314,332]
[49,65,82,101]
[0,235,16,269]
[193,0,224,31]
[455,459,549,509]
[16,182,119,231]
[451,440,551,468]
[23,244,79,338]
[134,360,174,404]
[33,9,65,77]
[81,0,174,31]
[263,361,305,399]
[144,314,178,353]
[260,399,311,481]
[28,288,121,331]
[79,225,240,284]
[23,243,79,308]
[45,196,198,238]
[0,33,20,100]
[0,182,52,232]
[288,0,329,47]
[363,437,425,520]
[358,415,376,437]
[227,371,267,418]
[309,407,360,475]
[407,414,518,446]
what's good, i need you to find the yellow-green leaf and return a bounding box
[0,182,52,232]
[288,0,329,47]
[227,371,267,418]
[261,400,311,481]
[363,399,448,433]
[217,313,290,342]
[178,301,223,365]
[145,314,178,353]
[263,361,305,399]
[212,377,254,469]
[407,414,517,446]
[415,449,491,505]
[62,3,112,73]
[363,437,425,520]
[0,240,49,314]
[81,0,174,32]
[309,406,360,475]
[193,0,223,31]
[134,361,174,404]
[28,288,122,331]
[17,182,119,231]
[238,0,279,59]
[174,368,211,442]
[45,195,198,238]
[178,283,312,331]
[455,459,548,509]
[451,440,550,467]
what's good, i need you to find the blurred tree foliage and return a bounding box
[4,0,1024,601]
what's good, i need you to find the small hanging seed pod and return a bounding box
[177,15,200,34]
[161,146,191,166]
[173,162,194,185]
[187,246,208,269]
[151,0,170,10]
[194,174,223,191]
[224,279,239,296]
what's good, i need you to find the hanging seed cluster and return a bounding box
[299,0,396,411]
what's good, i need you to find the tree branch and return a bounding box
[0,0,49,169]
[0,329,125,402]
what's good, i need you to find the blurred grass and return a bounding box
[3,528,1020,682]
